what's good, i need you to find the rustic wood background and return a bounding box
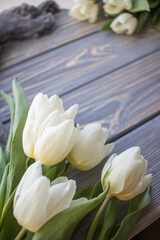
[0,10,160,239]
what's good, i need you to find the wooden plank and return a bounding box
[0,25,160,118]
[1,50,160,139]
[69,115,160,239]
[0,10,105,70]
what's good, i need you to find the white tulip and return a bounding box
[67,123,114,170]
[13,161,76,232]
[110,13,138,35]
[69,0,99,23]
[103,0,132,15]
[101,147,152,200]
[23,93,78,165]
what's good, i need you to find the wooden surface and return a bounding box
[0,9,160,239]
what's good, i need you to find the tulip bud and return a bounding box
[110,13,138,35]
[101,147,152,200]
[103,0,132,15]
[69,0,99,23]
[23,93,78,165]
[13,161,76,232]
[67,123,114,170]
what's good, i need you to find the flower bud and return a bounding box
[101,147,152,200]
[103,0,132,15]
[69,0,99,23]
[13,161,76,232]
[110,13,138,35]
[23,93,78,165]
[67,123,114,170]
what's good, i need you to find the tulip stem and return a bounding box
[0,186,17,228]
[63,163,73,176]
[86,194,112,240]
[15,227,27,240]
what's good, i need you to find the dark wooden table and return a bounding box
[0,9,160,240]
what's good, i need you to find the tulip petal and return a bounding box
[34,120,77,165]
[14,161,42,202]
[14,168,77,233]
[49,95,64,113]
[116,174,152,200]
[65,104,78,119]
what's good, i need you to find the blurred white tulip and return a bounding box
[103,0,132,15]
[110,13,138,35]
[13,161,76,232]
[68,123,114,170]
[101,147,152,200]
[23,93,78,165]
[69,0,99,23]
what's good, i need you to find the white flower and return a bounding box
[103,0,132,15]
[13,161,76,232]
[110,13,138,35]
[69,0,99,23]
[67,123,114,170]
[23,93,78,166]
[101,147,152,200]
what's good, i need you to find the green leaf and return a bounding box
[5,80,29,200]
[148,0,160,8]
[0,147,6,183]
[24,231,34,240]
[45,160,66,181]
[0,164,9,216]
[0,205,21,240]
[74,180,103,200]
[152,6,160,31]
[101,20,112,31]
[110,187,151,240]
[97,197,117,240]
[1,90,15,163]
[130,0,150,12]
[0,80,29,239]
[33,190,107,240]
[135,12,149,33]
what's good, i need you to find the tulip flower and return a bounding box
[101,146,152,200]
[110,13,138,35]
[103,0,132,15]
[86,146,152,240]
[23,93,78,165]
[69,0,99,23]
[67,123,114,170]
[13,161,76,232]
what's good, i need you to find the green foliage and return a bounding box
[130,0,150,13]
[33,189,107,240]
[97,198,117,240]
[101,20,112,31]
[5,80,29,200]
[0,205,21,240]
[135,12,149,33]
[74,180,103,200]
[1,90,15,164]
[109,187,151,240]
[0,79,29,240]
[0,165,9,216]
[149,0,160,8]
[45,160,66,181]
[152,6,160,31]
[0,147,6,183]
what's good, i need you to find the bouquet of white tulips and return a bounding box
[0,79,152,240]
[69,0,160,35]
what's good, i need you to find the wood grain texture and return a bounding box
[0,10,105,70]
[0,25,160,118]
[1,50,160,139]
[69,115,160,239]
